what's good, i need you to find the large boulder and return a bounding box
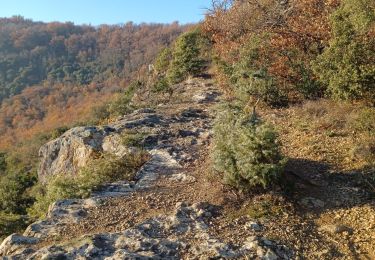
[37,109,164,182]
[38,126,124,182]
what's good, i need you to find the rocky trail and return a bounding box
[1,77,291,259]
[1,77,374,259]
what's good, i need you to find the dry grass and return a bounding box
[225,194,286,221]
[261,99,375,172]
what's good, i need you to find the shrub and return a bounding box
[154,48,172,74]
[50,126,70,140]
[0,152,6,174]
[233,69,288,108]
[246,199,284,220]
[121,130,148,148]
[349,107,375,165]
[350,137,375,166]
[152,76,172,96]
[91,80,143,122]
[0,126,74,218]
[0,212,29,241]
[79,151,149,187]
[28,176,83,218]
[29,150,149,218]
[167,30,206,84]
[292,61,324,99]
[229,36,289,107]
[91,104,111,122]
[312,0,375,102]
[0,171,36,214]
[91,81,143,124]
[107,81,141,117]
[298,99,355,131]
[212,103,285,190]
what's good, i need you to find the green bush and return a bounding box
[152,76,172,96]
[90,80,142,121]
[312,0,375,102]
[108,81,141,117]
[292,61,324,99]
[229,36,289,107]
[0,145,37,238]
[28,176,83,218]
[91,104,111,122]
[234,69,288,108]
[0,212,29,240]
[29,150,149,218]
[50,126,70,140]
[154,48,172,74]
[0,126,76,218]
[79,151,149,186]
[167,30,206,84]
[212,103,285,190]
[121,130,148,148]
[0,152,6,174]
[0,170,36,214]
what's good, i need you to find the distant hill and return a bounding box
[0,16,190,148]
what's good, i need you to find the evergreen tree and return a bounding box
[313,0,375,102]
[167,30,205,84]
[212,103,285,190]
[154,47,172,74]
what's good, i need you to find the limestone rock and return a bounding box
[168,173,196,183]
[37,109,163,181]
[318,224,353,235]
[245,221,262,232]
[38,126,117,181]
[299,197,325,208]
[0,202,293,259]
[0,234,39,256]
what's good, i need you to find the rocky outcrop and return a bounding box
[38,111,166,181]
[38,126,114,181]
[1,203,293,259]
[1,78,293,259]
[0,234,38,257]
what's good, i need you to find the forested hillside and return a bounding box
[1,0,375,257]
[0,17,190,238]
[0,16,189,148]
[0,16,188,101]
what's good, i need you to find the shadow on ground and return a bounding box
[284,158,374,213]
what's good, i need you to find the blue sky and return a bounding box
[0,0,212,25]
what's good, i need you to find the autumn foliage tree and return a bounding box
[203,0,341,103]
[0,17,190,103]
[0,18,190,149]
